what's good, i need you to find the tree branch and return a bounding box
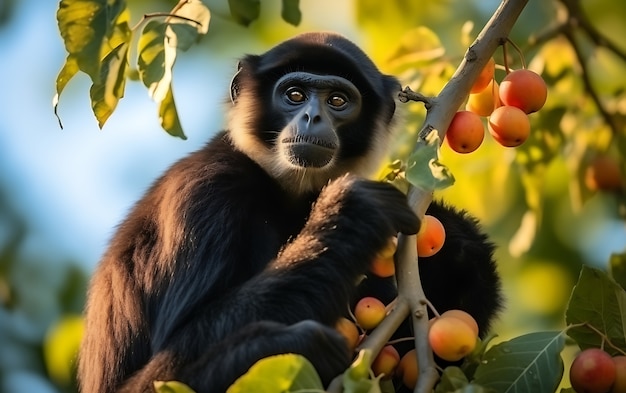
[397,1,529,391]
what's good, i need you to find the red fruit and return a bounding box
[416,215,446,257]
[585,155,624,192]
[370,256,395,278]
[446,111,485,154]
[335,317,360,352]
[499,69,547,114]
[570,348,616,393]
[371,345,400,379]
[397,349,419,389]
[488,105,530,147]
[611,356,626,393]
[440,309,479,337]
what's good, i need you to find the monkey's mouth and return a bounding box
[282,135,338,168]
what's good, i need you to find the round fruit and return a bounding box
[335,317,360,352]
[584,155,624,192]
[440,309,479,337]
[466,80,500,117]
[397,349,419,389]
[416,215,446,257]
[428,316,477,362]
[471,57,496,93]
[570,348,616,393]
[611,356,626,393]
[488,105,530,147]
[370,255,395,278]
[446,111,485,154]
[354,297,386,330]
[371,345,400,379]
[499,69,547,114]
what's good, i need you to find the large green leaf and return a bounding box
[90,42,129,128]
[228,0,260,26]
[168,0,211,51]
[57,0,108,82]
[158,84,186,140]
[55,0,130,128]
[565,265,626,355]
[137,1,210,138]
[226,354,323,393]
[405,129,455,191]
[473,331,565,393]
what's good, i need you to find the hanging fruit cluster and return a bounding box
[446,44,548,153]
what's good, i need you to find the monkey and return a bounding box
[78,32,502,393]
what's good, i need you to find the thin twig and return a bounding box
[398,87,434,109]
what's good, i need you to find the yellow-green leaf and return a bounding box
[159,84,186,139]
[226,354,323,392]
[90,42,130,128]
[167,0,211,51]
[154,381,197,393]
[57,0,107,81]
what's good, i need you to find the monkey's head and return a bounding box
[228,32,401,195]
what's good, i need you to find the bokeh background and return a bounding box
[0,0,624,392]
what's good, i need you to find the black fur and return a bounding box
[78,32,502,393]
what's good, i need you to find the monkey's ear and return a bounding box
[230,62,243,104]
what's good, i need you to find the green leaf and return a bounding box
[167,0,211,51]
[473,331,565,393]
[342,349,381,393]
[610,252,626,291]
[565,265,626,355]
[138,20,186,138]
[226,354,323,393]
[154,381,197,393]
[57,0,108,82]
[281,0,301,26]
[89,42,129,128]
[228,0,260,26]
[435,367,468,393]
[405,129,455,191]
[158,84,186,139]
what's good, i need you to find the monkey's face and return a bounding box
[228,70,393,196]
[227,33,400,195]
[272,72,362,170]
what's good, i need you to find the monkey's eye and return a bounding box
[328,95,347,108]
[286,88,306,103]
